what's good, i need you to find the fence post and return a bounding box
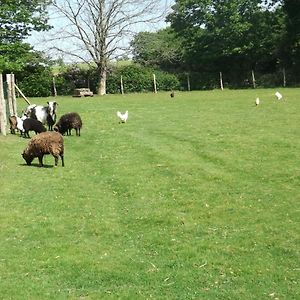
[53,76,57,97]
[0,74,7,136]
[120,75,124,95]
[219,72,224,90]
[187,73,191,91]
[153,74,157,93]
[283,68,286,87]
[251,70,256,88]
[6,73,17,116]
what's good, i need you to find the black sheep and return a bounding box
[54,112,82,136]
[23,118,47,138]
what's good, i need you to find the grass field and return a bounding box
[0,89,299,299]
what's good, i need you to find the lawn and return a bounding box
[0,89,299,299]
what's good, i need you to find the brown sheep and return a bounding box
[22,132,64,167]
[9,116,17,134]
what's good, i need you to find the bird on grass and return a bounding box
[117,110,128,123]
[275,91,283,100]
[255,97,260,106]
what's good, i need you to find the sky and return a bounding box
[26,0,175,63]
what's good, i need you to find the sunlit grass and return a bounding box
[0,89,299,299]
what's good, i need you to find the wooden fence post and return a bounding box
[251,70,256,89]
[187,73,191,91]
[219,72,224,90]
[283,68,286,87]
[14,84,31,105]
[153,74,157,93]
[6,73,17,116]
[120,75,124,95]
[53,76,57,97]
[0,74,7,136]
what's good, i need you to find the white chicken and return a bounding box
[255,97,260,106]
[275,91,283,100]
[117,110,128,123]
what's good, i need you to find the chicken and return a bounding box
[275,91,283,100]
[117,110,128,123]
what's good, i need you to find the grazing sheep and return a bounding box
[24,101,58,130]
[22,131,64,167]
[23,118,47,138]
[9,116,17,134]
[54,112,82,136]
[170,91,175,98]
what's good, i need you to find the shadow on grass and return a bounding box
[19,163,55,168]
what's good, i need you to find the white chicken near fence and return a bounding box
[117,110,128,123]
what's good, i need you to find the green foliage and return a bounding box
[107,64,180,93]
[0,0,51,43]
[0,89,299,298]
[17,65,53,97]
[54,63,181,95]
[131,28,184,71]
[0,42,34,73]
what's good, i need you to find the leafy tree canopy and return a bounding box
[167,0,285,71]
[0,0,51,72]
[131,28,184,71]
[0,0,51,43]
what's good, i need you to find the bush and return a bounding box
[17,66,53,97]
[106,64,180,93]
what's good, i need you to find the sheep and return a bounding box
[22,131,64,167]
[16,116,26,137]
[23,118,47,138]
[9,116,17,134]
[24,101,58,130]
[54,112,82,136]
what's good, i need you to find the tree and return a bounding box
[0,0,52,72]
[167,0,285,86]
[0,0,51,42]
[51,0,171,95]
[282,0,300,74]
[131,28,184,71]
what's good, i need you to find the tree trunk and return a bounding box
[97,66,107,96]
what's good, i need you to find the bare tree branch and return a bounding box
[46,0,173,94]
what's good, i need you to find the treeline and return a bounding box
[132,0,300,90]
[1,0,300,96]
[13,63,180,97]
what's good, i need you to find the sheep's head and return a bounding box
[22,150,34,165]
[47,101,58,116]
[53,124,60,132]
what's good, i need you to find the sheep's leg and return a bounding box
[38,155,44,167]
[54,156,58,166]
[60,155,64,167]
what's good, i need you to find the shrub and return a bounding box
[17,66,53,97]
[106,64,180,93]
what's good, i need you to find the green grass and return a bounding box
[0,89,299,299]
